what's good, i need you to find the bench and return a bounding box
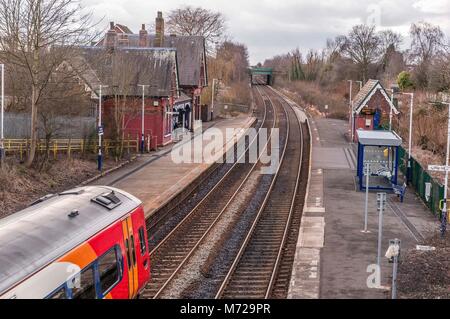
[392,183,407,202]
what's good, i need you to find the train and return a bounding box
[0,186,150,299]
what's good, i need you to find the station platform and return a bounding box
[90,116,255,218]
[288,115,440,299]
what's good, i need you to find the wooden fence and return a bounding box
[2,138,140,160]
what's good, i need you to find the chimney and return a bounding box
[154,11,164,47]
[139,24,148,47]
[118,33,129,46]
[105,21,117,48]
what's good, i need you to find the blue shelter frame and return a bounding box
[356,130,403,191]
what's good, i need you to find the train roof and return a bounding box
[0,186,142,296]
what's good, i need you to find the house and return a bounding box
[95,12,208,129]
[351,79,399,142]
[68,46,180,147]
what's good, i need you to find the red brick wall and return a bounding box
[102,97,168,146]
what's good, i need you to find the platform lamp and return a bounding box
[441,101,450,236]
[399,92,414,184]
[97,85,108,171]
[348,80,354,142]
[138,84,150,154]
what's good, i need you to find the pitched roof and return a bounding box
[69,47,178,97]
[352,79,398,114]
[96,34,207,87]
[115,24,133,34]
[0,186,141,297]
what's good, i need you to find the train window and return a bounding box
[130,235,137,266]
[138,227,147,255]
[98,247,120,295]
[47,286,67,299]
[125,238,131,269]
[72,266,96,299]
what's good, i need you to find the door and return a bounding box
[130,207,150,291]
[122,217,139,299]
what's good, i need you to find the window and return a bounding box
[130,235,137,266]
[47,286,67,299]
[98,247,121,295]
[72,266,96,299]
[138,227,147,256]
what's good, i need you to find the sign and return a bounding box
[428,165,450,172]
[98,126,104,136]
[416,245,436,251]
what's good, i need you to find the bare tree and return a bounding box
[379,30,403,54]
[342,24,381,82]
[325,35,346,63]
[0,0,99,167]
[409,21,445,88]
[166,6,226,53]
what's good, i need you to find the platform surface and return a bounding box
[289,115,439,299]
[91,116,255,217]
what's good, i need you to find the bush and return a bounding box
[397,71,415,91]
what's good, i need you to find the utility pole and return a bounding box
[97,85,107,171]
[0,64,4,169]
[138,85,149,154]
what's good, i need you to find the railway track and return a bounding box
[215,86,307,299]
[140,85,279,298]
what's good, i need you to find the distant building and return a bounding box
[68,46,180,147]
[351,79,399,142]
[94,12,208,129]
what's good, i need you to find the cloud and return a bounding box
[80,0,450,64]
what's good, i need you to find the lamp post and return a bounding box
[401,92,414,184]
[0,64,4,168]
[348,80,354,142]
[97,85,107,171]
[138,84,150,154]
[441,101,450,235]
[356,80,363,90]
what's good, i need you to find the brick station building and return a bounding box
[351,79,399,142]
[95,12,208,129]
[69,46,180,148]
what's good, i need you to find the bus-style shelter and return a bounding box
[357,130,403,191]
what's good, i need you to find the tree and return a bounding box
[0,0,98,167]
[408,22,445,89]
[397,71,414,91]
[342,24,381,82]
[379,30,403,54]
[166,6,226,54]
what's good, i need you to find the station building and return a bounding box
[68,46,180,147]
[351,79,399,142]
[94,12,208,130]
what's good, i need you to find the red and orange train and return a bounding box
[0,186,150,299]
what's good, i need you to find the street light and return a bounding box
[97,85,108,171]
[356,80,363,90]
[400,92,414,184]
[348,80,354,142]
[138,84,150,154]
[0,64,4,168]
[441,101,450,235]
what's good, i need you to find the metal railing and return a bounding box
[3,138,140,160]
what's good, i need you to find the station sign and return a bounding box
[428,165,450,172]
[98,126,104,136]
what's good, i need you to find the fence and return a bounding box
[398,146,444,217]
[3,138,140,160]
[4,113,96,139]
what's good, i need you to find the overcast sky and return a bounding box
[81,0,450,65]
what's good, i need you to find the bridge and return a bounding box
[249,67,274,85]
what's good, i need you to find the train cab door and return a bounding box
[122,216,139,299]
[130,207,150,291]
